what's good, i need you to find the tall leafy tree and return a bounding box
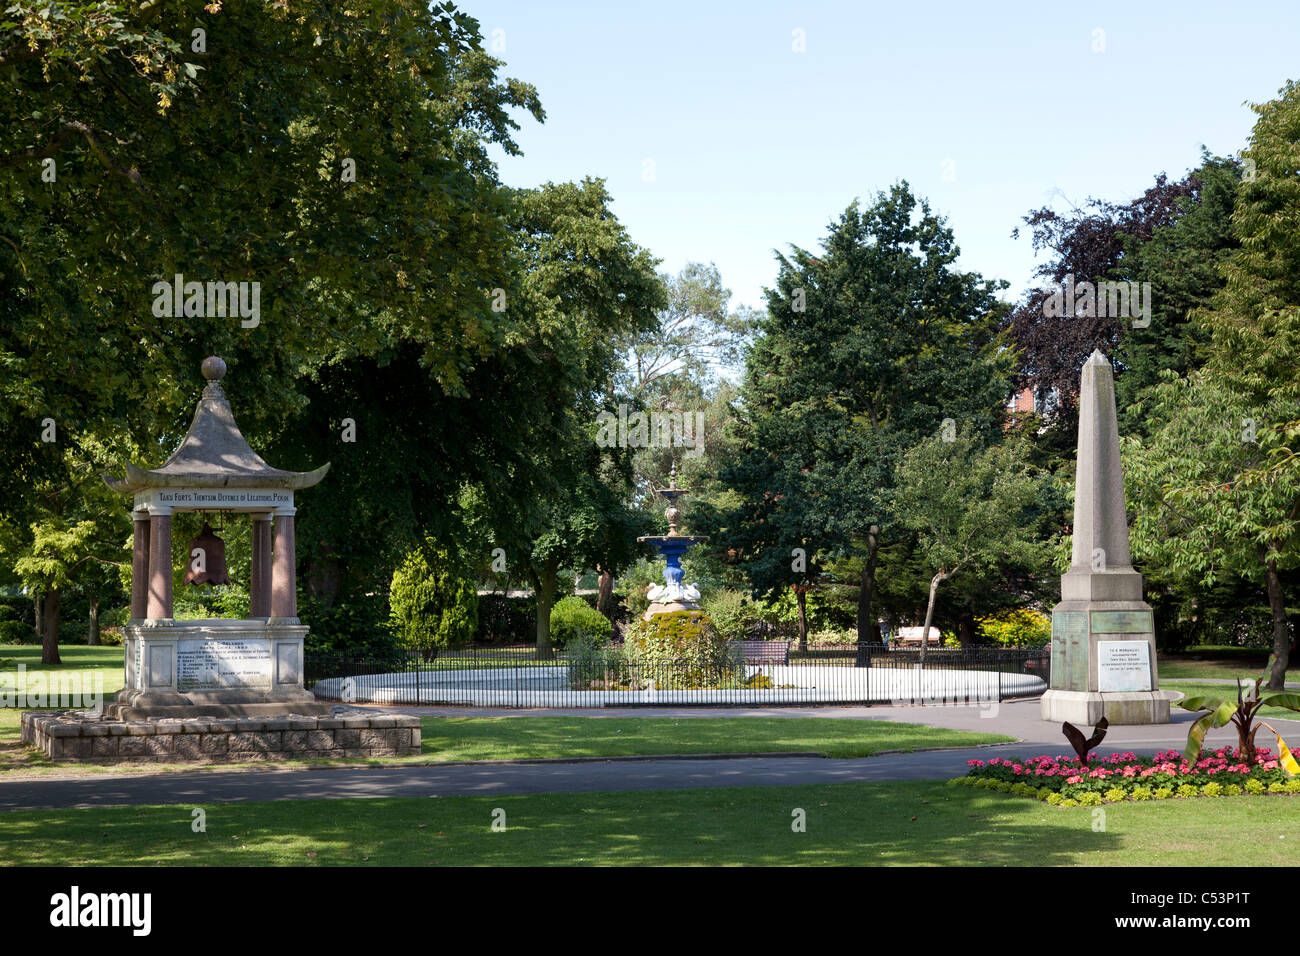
[1127,80,1300,689]
[1,2,548,648]
[471,179,666,658]
[892,431,1051,661]
[718,183,1012,654]
[1005,156,1240,439]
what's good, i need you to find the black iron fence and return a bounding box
[305,643,1050,708]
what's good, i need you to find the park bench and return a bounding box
[892,626,942,648]
[739,640,790,665]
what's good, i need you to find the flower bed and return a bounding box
[955,749,1300,807]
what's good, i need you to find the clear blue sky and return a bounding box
[471,0,1299,312]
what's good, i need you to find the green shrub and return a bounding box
[1037,787,1053,801]
[1131,786,1153,801]
[565,632,628,689]
[1176,783,1199,798]
[0,597,33,643]
[1103,788,1128,803]
[808,627,856,645]
[550,595,612,648]
[210,583,250,619]
[1284,780,1300,795]
[1245,779,1266,795]
[755,587,855,633]
[1267,782,1286,794]
[1202,782,1224,798]
[1224,784,1244,796]
[475,593,538,644]
[622,587,650,621]
[1059,798,1079,808]
[624,610,743,689]
[1078,791,1102,806]
[1153,787,1173,800]
[0,619,30,645]
[303,592,399,658]
[388,545,478,657]
[1045,792,1062,805]
[976,608,1051,647]
[700,589,754,642]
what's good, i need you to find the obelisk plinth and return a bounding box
[1041,350,1170,725]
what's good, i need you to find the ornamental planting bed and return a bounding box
[955,749,1300,807]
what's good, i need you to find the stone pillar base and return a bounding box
[643,600,702,620]
[106,687,331,720]
[1041,688,1172,725]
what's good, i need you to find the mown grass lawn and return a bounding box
[0,645,123,698]
[1,780,1295,866]
[1157,647,1274,681]
[0,714,1014,775]
[1162,683,1300,723]
[419,715,1010,760]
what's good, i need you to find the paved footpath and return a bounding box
[3,699,1296,811]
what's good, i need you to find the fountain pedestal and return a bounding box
[637,467,707,620]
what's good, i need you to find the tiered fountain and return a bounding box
[636,465,708,619]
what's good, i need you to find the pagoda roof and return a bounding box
[103,356,329,494]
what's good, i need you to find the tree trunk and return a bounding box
[305,548,341,607]
[41,588,61,665]
[1262,550,1291,691]
[794,586,808,654]
[87,596,100,646]
[855,527,880,665]
[596,568,615,621]
[919,571,947,665]
[958,610,975,648]
[531,559,559,661]
[33,592,42,643]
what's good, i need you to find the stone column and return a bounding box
[1042,350,1167,725]
[131,511,151,620]
[146,511,173,619]
[270,511,297,619]
[250,513,272,618]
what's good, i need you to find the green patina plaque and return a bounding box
[1051,611,1089,691]
[1090,609,1154,634]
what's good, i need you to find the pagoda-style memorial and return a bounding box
[21,357,419,761]
[104,355,328,719]
[1041,350,1171,725]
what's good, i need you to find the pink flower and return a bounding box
[1067,775,1082,785]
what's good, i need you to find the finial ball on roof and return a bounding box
[201,356,227,382]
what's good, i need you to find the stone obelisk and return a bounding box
[1041,350,1170,725]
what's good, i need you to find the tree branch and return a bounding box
[0,120,149,193]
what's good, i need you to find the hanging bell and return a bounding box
[184,521,231,586]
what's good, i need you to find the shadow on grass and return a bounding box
[0,781,1122,867]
